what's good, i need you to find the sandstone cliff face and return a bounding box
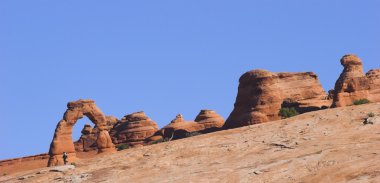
[48,100,115,166]
[332,54,380,107]
[109,112,158,147]
[224,70,331,129]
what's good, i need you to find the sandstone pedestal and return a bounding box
[332,54,380,107]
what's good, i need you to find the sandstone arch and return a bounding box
[48,99,115,166]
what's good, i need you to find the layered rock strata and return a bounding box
[0,153,49,167]
[109,112,158,147]
[194,110,225,132]
[224,70,331,128]
[331,54,380,107]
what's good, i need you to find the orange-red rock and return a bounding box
[0,153,49,175]
[109,111,158,147]
[154,114,204,140]
[105,116,119,130]
[224,70,331,128]
[48,99,115,166]
[150,111,224,141]
[195,110,225,132]
[74,116,119,152]
[332,54,380,107]
[74,124,97,152]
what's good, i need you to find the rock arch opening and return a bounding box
[47,99,115,166]
[72,118,93,141]
[73,119,98,154]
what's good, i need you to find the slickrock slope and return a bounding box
[0,154,49,176]
[225,70,331,128]
[4,103,380,183]
[332,54,380,107]
[109,112,159,147]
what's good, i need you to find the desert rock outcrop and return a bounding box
[74,124,97,152]
[105,116,119,129]
[48,99,115,166]
[109,111,158,147]
[4,104,380,182]
[149,111,225,142]
[0,153,49,175]
[152,114,204,140]
[331,54,380,107]
[74,116,118,152]
[194,110,225,132]
[224,70,331,128]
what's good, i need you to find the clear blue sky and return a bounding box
[1,1,379,160]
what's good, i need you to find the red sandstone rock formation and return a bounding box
[149,114,203,141]
[105,116,119,130]
[0,153,49,167]
[224,70,331,128]
[331,54,380,107]
[109,112,158,147]
[195,110,225,131]
[74,116,118,152]
[48,99,115,166]
[74,124,97,152]
[0,153,49,175]
[148,111,225,142]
